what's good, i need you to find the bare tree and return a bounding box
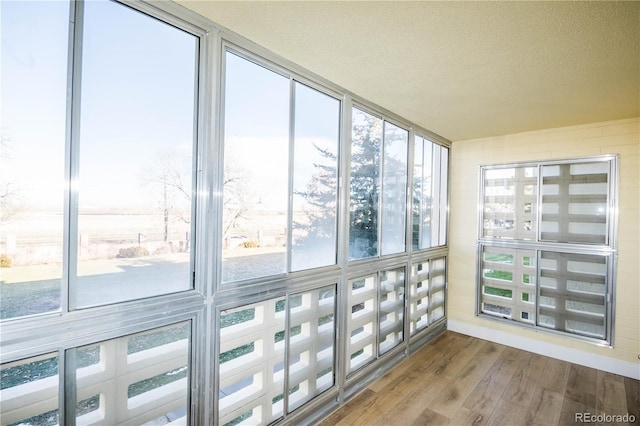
[145,146,253,244]
[0,133,23,223]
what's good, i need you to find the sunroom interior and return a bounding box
[0,1,638,425]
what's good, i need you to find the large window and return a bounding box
[349,109,411,260]
[477,156,617,344]
[222,51,340,283]
[0,0,198,318]
[412,136,449,250]
[1,0,201,424]
[1,1,450,424]
[1,0,69,319]
[74,0,198,308]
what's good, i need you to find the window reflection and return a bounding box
[74,0,198,307]
[380,123,408,255]
[349,109,382,260]
[222,52,289,282]
[291,83,339,271]
[0,1,68,319]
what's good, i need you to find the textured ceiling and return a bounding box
[178,1,639,142]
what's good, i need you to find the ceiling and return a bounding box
[177,1,639,142]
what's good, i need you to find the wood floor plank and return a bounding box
[349,369,427,426]
[316,388,377,426]
[596,370,627,414]
[564,364,597,409]
[435,335,486,379]
[501,352,547,408]
[486,399,528,426]
[420,333,474,376]
[462,346,523,417]
[369,340,440,393]
[558,397,592,425]
[523,387,564,426]
[410,407,450,426]
[448,406,487,426]
[373,373,450,426]
[423,343,496,418]
[428,376,471,418]
[455,341,506,385]
[624,377,640,424]
[316,332,640,426]
[518,352,548,382]
[537,357,570,393]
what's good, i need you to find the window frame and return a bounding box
[217,43,344,289]
[0,0,211,423]
[412,134,450,251]
[476,155,618,346]
[0,1,452,425]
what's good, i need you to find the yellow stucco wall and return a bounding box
[448,118,639,372]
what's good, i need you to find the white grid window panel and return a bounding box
[480,247,536,324]
[287,285,336,413]
[74,322,190,425]
[0,353,59,426]
[482,166,538,240]
[408,256,447,336]
[347,275,377,374]
[538,251,608,339]
[379,267,405,355]
[218,299,286,426]
[478,156,616,345]
[541,162,610,245]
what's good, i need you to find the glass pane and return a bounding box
[1,1,68,319]
[219,299,285,425]
[429,257,446,324]
[74,322,190,424]
[287,285,336,412]
[438,146,449,245]
[538,251,607,339]
[349,109,382,260]
[379,267,404,354]
[541,162,609,244]
[380,123,408,255]
[421,141,434,249]
[0,353,59,425]
[409,261,429,335]
[411,138,424,251]
[347,275,376,374]
[222,52,289,282]
[430,145,442,247]
[482,166,537,240]
[480,247,535,324]
[74,1,197,307]
[291,84,339,271]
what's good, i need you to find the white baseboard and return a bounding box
[448,319,640,380]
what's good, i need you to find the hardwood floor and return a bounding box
[318,332,640,426]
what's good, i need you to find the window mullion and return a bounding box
[287,79,295,274]
[64,0,85,313]
[62,348,77,426]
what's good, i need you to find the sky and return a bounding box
[1,0,197,214]
[1,1,342,219]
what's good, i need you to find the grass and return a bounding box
[484,286,512,298]
[483,253,513,264]
[483,269,513,281]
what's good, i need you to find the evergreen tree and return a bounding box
[293,111,383,261]
[348,113,382,259]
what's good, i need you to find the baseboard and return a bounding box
[448,319,640,380]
